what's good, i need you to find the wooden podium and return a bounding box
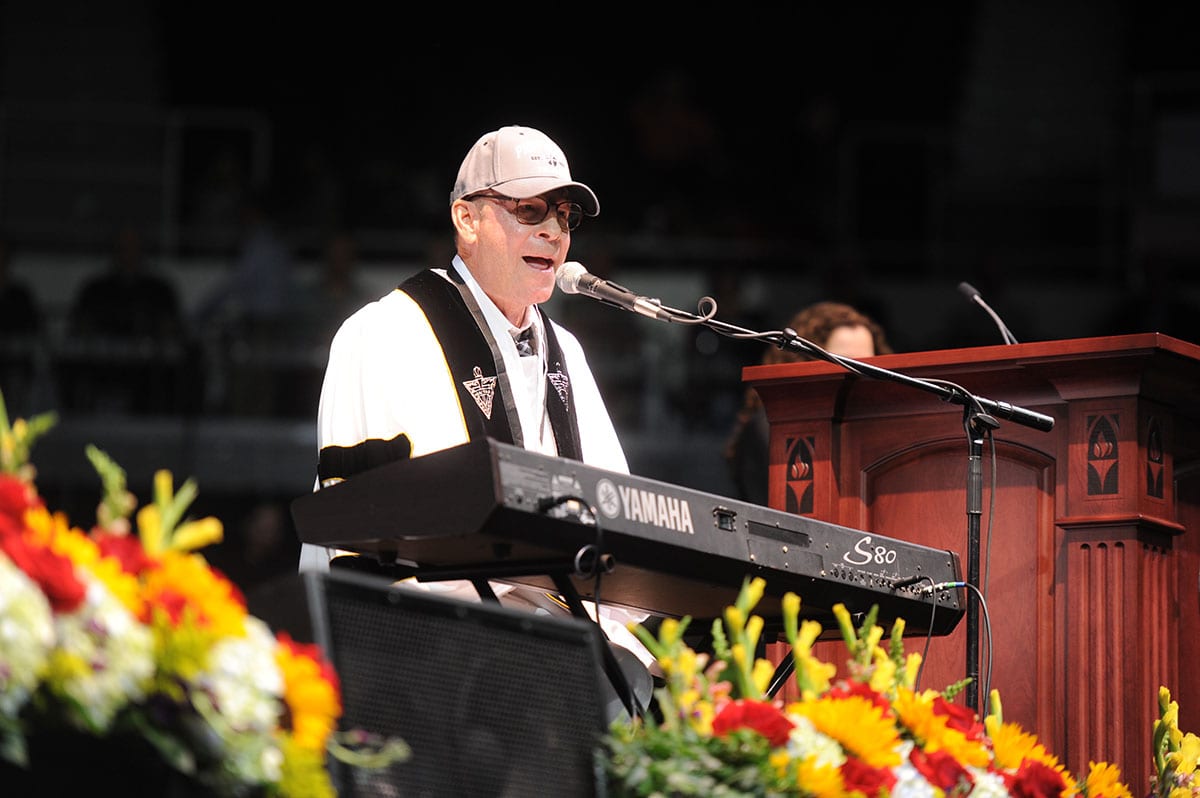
[745,333,1200,791]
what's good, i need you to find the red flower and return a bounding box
[0,475,41,533]
[94,530,154,575]
[933,694,985,740]
[711,699,794,747]
[828,680,893,715]
[841,755,898,795]
[0,533,86,613]
[145,588,190,625]
[911,746,973,791]
[1003,758,1068,798]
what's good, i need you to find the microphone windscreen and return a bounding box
[958,281,981,301]
[556,261,588,294]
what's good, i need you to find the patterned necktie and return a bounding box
[514,327,536,357]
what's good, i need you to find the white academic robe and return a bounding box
[299,256,652,664]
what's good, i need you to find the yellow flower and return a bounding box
[988,715,1075,788]
[739,576,766,611]
[1082,760,1133,798]
[798,619,823,650]
[863,624,883,652]
[137,504,223,556]
[276,734,337,798]
[724,605,746,638]
[795,652,836,698]
[1167,732,1200,776]
[24,505,84,552]
[149,608,220,695]
[894,687,991,768]
[133,468,224,557]
[987,716,1044,770]
[688,699,715,736]
[751,657,775,696]
[902,652,922,688]
[782,592,801,640]
[793,693,902,769]
[869,648,897,694]
[793,755,845,798]
[170,516,224,552]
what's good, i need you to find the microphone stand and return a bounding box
[625,297,1054,713]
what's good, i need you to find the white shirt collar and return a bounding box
[450,254,542,351]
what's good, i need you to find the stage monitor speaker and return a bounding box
[249,570,609,798]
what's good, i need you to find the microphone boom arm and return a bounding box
[701,316,1054,433]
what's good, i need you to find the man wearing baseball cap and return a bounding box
[298,125,652,711]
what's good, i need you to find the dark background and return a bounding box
[2,0,1199,594]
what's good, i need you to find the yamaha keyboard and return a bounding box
[292,437,966,636]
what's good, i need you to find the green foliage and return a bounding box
[604,719,787,797]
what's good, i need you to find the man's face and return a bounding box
[461,191,576,324]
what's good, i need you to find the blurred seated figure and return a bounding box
[277,230,377,418]
[297,230,376,350]
[193,191,298,337]
[192,191,300,416]
[61,225,188,415]
[722,301,893,506]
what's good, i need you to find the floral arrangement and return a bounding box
[603,576,1135,797]
[1151,685,1200,797]
[0,391,401,797]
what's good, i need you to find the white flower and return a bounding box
[0,552,55,717]
[891,740,938,798]
[50,574,155,731]
[784,713,846,768]
[202,616,284,733]
[193,616,286,784]
[966,766,1011,798]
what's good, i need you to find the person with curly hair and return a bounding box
[723,301,893,505]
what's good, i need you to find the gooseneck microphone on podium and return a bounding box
[958,282,1019,345]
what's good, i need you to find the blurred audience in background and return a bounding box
[183,144,251,253]
[68,224,185,340]
[723,301,893,506]
[61,224,188,415]
[294,230,376,351]
[193,190,298,337]
[193,190,301,416]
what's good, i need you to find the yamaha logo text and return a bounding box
[596,478,695,534]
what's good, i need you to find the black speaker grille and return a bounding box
[320,577,606,798]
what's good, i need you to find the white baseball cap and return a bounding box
[450,125,599,216]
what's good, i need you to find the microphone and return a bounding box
[556,261,674,321]
[958,281,1019,345]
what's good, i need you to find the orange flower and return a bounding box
[140,550,246,636]
[276,632,342,751]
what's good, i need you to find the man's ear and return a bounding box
[450,199,478,243]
